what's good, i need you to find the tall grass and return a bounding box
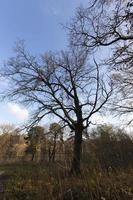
[1,162,133,200]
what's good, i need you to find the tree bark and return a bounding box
[71,127,83,175]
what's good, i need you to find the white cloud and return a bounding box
[7,103,29,121]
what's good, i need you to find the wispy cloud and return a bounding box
[7,103,29,121]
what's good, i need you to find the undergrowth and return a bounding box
[0,162,133,200]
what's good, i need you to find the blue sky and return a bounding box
[0,0,90,125]
[0,0,89,61]
[0,0,129,130]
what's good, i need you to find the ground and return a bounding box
[0,162,132,200]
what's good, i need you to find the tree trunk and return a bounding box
[48,147,52,162]
[71,127,83,175]
[31,152,35,161]
[51,135,56,162]
[51,145,56,162]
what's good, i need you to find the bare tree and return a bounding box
[68,0,133,51]
[1,42,112,174]
[0,124,16,135]
[67,0,133,124]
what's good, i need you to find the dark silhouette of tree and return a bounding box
[1,42,112,174]
[67,0,133,124]
[68,0,133,51]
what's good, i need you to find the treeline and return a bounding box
[83,125,133,170]
[0,123,133,170]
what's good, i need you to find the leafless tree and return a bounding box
[68,0,133,124]
[0,124,20,135]
[1,42,112,173]
[68,0,133,50]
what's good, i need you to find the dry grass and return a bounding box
[0,162,132,200]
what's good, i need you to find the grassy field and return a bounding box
[0,162,133,200]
